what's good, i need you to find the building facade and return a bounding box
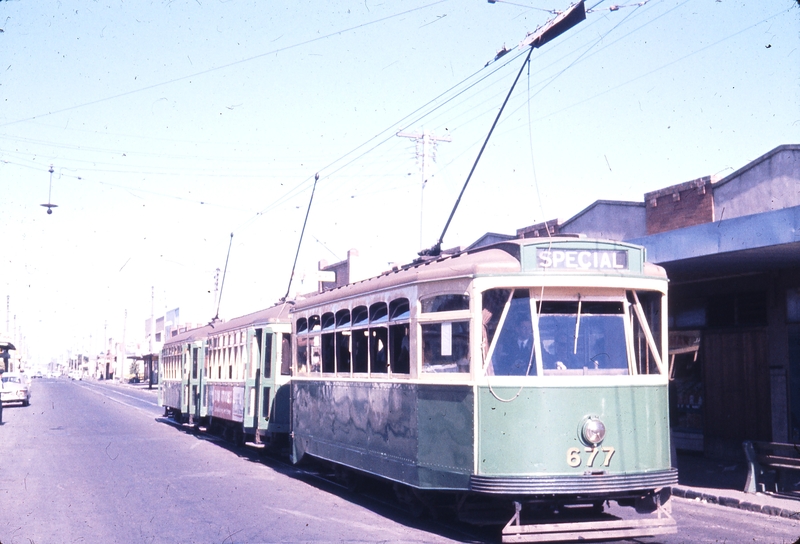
[511,144,800,457]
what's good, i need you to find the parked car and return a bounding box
[1,372,31,407]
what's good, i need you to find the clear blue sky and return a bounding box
[1,0,797,364]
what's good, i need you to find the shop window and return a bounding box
[788,289,800,324]
[707,295,736,328]
[737,292,767,326]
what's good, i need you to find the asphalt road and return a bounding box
[1,378,798,544]
[0,378,465,544]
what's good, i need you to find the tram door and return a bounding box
[256,330,274,437]
[187,343,203,423]
[243,328,263,437]
[180,342,191,417]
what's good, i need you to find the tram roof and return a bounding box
[163,323,215,347]
[292,237,665,311]
[206,303,292,336]
[161,303,291,348]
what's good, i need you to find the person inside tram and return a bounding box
[546,332,580,370]
[494,317,535,375]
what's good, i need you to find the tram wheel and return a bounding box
[334,466,361,492]
[393,483,427,518]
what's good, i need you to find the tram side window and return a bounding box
[352,329,369,373]
[386,298,410,375]
[484,289,538,376]
[336,331,351,373]
[297,335,309,374]
[421,321,469,373]
[630,290,664,375]
[321,332,335,373]
[281,333,292,375]
[370,327,388,373]
[482,289,511,357]
[421,294,469,313]
[389,324,410,374]
[335,309,352,374]
[264,333,273,379]
[369,302,388,374]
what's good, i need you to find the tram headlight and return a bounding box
[581,417,606,445]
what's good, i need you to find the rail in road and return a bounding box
[1,378,798,543]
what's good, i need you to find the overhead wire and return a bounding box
[0,0,449,130]
[502,0,790,134]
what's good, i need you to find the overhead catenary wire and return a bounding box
[0,0,449,130]
[3,0,787,287]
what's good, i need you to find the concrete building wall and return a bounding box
[560,201,646,240]
[713,145,800,221]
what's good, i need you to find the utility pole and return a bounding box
[397,130,451,250]
[120,309,127,382]
[150,286,154,354]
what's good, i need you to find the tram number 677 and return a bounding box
[566,446,616,468]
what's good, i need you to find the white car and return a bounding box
[1,372,31,406]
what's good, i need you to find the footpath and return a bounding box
[673,451,800,520]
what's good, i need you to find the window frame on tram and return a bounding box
[294,295,415,379]
[475,279,667,380]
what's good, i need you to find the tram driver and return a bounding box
[544,332,580,370]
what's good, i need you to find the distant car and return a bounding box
[1,372,31,406]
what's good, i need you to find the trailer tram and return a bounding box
[290,237,677,541]
[160,304,292,445]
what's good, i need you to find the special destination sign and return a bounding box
[537,249,629,270]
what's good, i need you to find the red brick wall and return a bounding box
[645,177,713,235]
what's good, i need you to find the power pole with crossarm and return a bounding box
[397,130,452,250]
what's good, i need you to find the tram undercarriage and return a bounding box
[391,482,677,543]
[499,491,676,542]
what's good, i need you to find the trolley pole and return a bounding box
[397,130,451,250]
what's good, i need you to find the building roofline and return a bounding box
[561,200,644,229]
[714,144,800,189]
[643,176,711,202]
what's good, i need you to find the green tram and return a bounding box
[159,304,293,445]
[290,238,677,540]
